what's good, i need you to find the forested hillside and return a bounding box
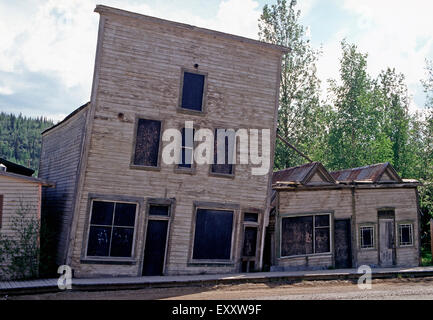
[0,113,54,174]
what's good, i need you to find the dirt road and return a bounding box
[7,277,433,300]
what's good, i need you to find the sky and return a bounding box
[0,0,432,122]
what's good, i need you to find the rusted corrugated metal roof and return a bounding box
[272,162,319,184]
[330,162,401,183]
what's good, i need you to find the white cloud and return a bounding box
[0,0,263,118]
[0,85,14,95]
[317,0,433,112]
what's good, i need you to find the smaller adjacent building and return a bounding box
[0,158,53,278]
[269,162,421,271]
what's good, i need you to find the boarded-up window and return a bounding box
[242,227,258,257]
[181,72,205,111]
[179,128,195,168]
[193,209,233,260]
[399,224,413,246]
[0,194,3,228]
[281,214,330,257]
[133,119,161,167]
[360,226,374,249]
[87,200,137,258]
[281,216,313,257]
[211,129,234,175]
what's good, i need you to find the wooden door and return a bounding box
[142,220,168,276]
[379,219,395,267]
[334,219,352,269]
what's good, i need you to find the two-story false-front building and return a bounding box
[39,5,286,277]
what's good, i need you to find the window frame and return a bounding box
[130,116,164,171]
[83,198,140,263]
[81,194,143,265]
[398,222,414,247]
[188,201,240,265]
[279,212,333,259]
[359,224,376,250]
[177,68,208,115]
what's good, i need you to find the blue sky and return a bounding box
[0,0,432,122]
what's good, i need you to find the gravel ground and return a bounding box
[6,277,433,300]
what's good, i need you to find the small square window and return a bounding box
[180,71,205,112]
[399,224,413,246]
[360,226,374,249]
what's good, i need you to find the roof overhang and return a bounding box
[0,171,55,187]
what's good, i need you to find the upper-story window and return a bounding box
[133,118,161,168]
[179,70,206,112]
[211,129,235,176]
[178,127,195,169]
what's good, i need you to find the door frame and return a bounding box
[334,218,353,269]
[377,209,396,267]
[139,198,176,276]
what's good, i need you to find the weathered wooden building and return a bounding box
[270,162,421,271]
[39,5,286,277]
[0,158,53,278]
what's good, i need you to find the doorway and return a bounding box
[334,219,352,269]
[378,210,395,267]
[142,203,171,276]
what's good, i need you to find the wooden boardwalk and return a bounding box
[2,266,433,296]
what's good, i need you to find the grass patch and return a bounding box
[421,247,433,266]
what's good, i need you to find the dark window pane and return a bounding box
[179,128,194,168]
[114,203,136,227]
[242,227,258,257]
[134,119,161,166]
[315,215,330,227]
[181,72,204,111]
[87,226,112,256]
[149,205,169,216]
[244,213,258,223]
[193,209,233,260]
[110,227,134,257]
[315,228,330,253]
[90,201,114,225]
[400,225,412,245]
[281,216,313,256]
[361,227,373,248]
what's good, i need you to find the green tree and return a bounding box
[0,112,53,174]
[258,0,323,169]
[375,68,413,177]
[325,40,394,170]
